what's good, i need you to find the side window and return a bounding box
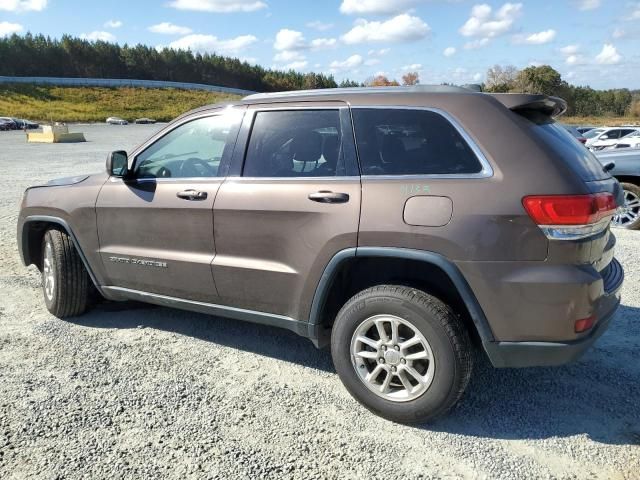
[243,110,345,178]
[352,109,483,176]
[135,113,241,179]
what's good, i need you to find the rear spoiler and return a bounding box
[488,93,568,118]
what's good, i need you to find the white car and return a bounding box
[106,117,128,125]
[585,127,639,150]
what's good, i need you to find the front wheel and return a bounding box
[612,183,640,230]
[41,229,92,317]
[331,285,473,424]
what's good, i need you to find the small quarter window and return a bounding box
[352,109,483,176]
[243,110,345,178]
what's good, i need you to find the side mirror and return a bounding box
[602,161,615,173]
[600,135,609,140]
[106,150,128,177]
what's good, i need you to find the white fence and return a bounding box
[0,76,255,95]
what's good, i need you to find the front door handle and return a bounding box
[176,189,208,201]
[308,191,350,204]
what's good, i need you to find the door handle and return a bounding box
[308,191,350,204]
[176,189,208,201]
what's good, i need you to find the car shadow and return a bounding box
[69,301,639,445]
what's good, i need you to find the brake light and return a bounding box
[523,193,617,240]
[575,316,595,333]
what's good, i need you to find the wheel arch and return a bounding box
[308,247,495,350]
[614,175,640,186]
[20,215,103,294]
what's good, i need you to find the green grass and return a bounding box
[0,84,241,123]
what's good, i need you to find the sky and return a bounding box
[0,0,639,89]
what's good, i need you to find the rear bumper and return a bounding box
[484,258,624,368]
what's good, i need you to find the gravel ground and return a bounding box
[0,125,639,479]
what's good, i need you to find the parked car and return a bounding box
[0,118,14,131]
[106,117,128,125]
[561,124,587,144]
[598,131,640,151]
[20,119,40,130]
[0,117,18,130]
[585,127,639,150]
[576,126,597,135]
[134,117,157,124]
[18,86,624,423]
[596,148,640,229]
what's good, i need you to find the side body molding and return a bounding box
[308,247,495,346]
[20,215,104,295]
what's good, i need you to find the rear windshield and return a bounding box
[522,112,610,181]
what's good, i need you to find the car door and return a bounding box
[212,103,361,321]
[96,107,245,302]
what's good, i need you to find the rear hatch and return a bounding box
[491,94,622,279]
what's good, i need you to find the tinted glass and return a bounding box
[135,112,241,178]
[243,110,345,177]
[584,128,604,139]
[529,119,610,181]
[351,109,483,175]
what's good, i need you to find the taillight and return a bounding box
[523,193,617,240]
[575,316,595,333]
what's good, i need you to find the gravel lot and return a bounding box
[0,125,638,479]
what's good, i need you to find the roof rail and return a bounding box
[243,84,474,101]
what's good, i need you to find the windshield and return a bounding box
[583,128,605,139]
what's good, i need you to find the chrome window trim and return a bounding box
[350,105,494,179]
[224,176,361,182]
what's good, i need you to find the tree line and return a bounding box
[0,33,344,92]
[485,64,639,117]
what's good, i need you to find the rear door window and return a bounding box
[243,110,346,177]
[351,108,483,176]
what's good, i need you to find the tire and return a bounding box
[41,229,92,317]
[613,183,640,230]
[331,285,473,424]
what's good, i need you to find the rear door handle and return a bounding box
[308,191,350,204]
[176,189,208,201]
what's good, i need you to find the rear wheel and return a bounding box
[41,229,92,317]
[612,183,640,230]
[331,285,473,423]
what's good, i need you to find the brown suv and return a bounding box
[17,86,624,423]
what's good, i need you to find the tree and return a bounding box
[365,75,400,87]
[402,71,419,86]
[485,65,518,92]
[514,65,563,96]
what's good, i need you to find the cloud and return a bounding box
[565,55,586,65]
[629,3,640,20]
[149,22,193,35]
[169,33,257,54]
[0,21,22,37]
[459,3,522,38]
[364,58,380,66]
[576,0,600,10]
[560,44,579,55]
[0,0,46,12]
[80,31,116,42]
[473,72,483,82]
[341,14,430,44]
[273,50,304,62]
[402,63,422,71]
[310,37,337,48]
[594,43,621,64]
[443,46,456,57]
[340,0,423,15]
[368,48,390,56]
[330,54,364,72]
[463,37,489,49]
[282,60,308,70]
[515,29,556,45]
[168,0,266,13]
[274,29,306,50]
[306,21,333,31]
[104,20,122,29]
[612,28,625,39]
